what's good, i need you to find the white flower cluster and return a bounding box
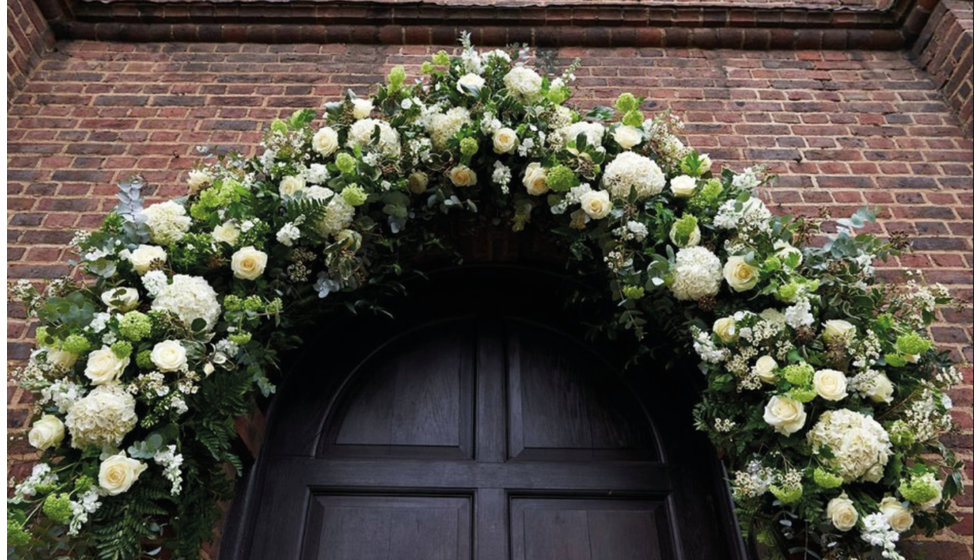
[346,118,401,156]
[692,329,729,364]
[562,121,605,153]
[731,459,775,501]
[785,298,815,328]
[14,463,58,499]
[713,197,771,231]
[670,247,722,301]
[276,222,302,247]
[67,485,103,536]
[142,201,191,245]
[65,384,138,450]
[128,372,170,398]
[154,444,184,495]
[491,161,512,193]
[601,151,665,200]
[860,512,904,560]
[613,221,649,242]
[141,269,168,297]
[39,379,84,414]
[731,167,762,191]
[151,274,221,331]
[423,106,470,149]
[806,409,892,483]
[901,389,954,443]
[502,66,542,101]
[318,197,355,237]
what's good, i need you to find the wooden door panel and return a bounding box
[327,326,475,459]
[300,494,471,560]
[511,498,672,560]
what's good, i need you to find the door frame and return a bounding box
[220,264,754,560]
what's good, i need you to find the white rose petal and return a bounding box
[98,453,147,496]
[84,347,131,385]
[814,369,848,401]
[128,244,167,275]
[211,221,240,246]
[351,98,373,119]
[827,493,859,531]
[492,128,518,154]
[279,175,307,198]
[312,127,339,156]
[669,175,698,198]
[579,190,612,220]
[230,246,268,280]
[457,73,486,94]
[150,340,187,372]
[763,394,807,436]
[880,497,914,533]
[101,287,139,312]
[28,414,65,450]
[522,163,549,196]
[754,355,779,384]
[612,125,643,149]
[724,256,760,292]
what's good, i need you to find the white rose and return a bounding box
[579,190,612,220]
[128,244,167,275]
[763,394,807,436]
[47,349,78,370]
[150,340,187,372]
[712,317,738,344]
[448,165,477,187]
[279,175,306,198]
[28,414,65,450]
[880,497,914,532]
[101,288,139,312]
[492,128,518,154]
[230,246,268,280]
[826,493,859,531]
[212,221,240,246]
[523,163,549,196]
[457,73,486,94]
[186,169,211,193]
[98,453,147,496]
[312,127,339,156]
[669,220,701,247]
[774,240,803,267]
[754,355,779,384]
[724,256,760,292]
[868,373,895,404]
[696,153,712,175]
[612,125,643,149]
[84,347,131,385]
[408,171,429,194]
[813,369,848,401]
[822,319,857,343]
[669,175,698,198]
[351,98,373,119]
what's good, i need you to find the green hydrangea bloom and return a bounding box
[7,519,30,547]
[459,137,479,157]
[118,311,152,342]
[341,185,368,207]
[43,493,72,525]
[889,420,916,449]
[776,283,799,303]
[547,88,567,104]
[432,51,450,66]
[783,363,815,386]
[768,483,803,504]
[110,340,133,359]
[244,295,264,312]
[387,65,406,89]
[35,326,54,347]
[136,350,154,371]
[686,178,723,215]
[899,473,941,504]
[335,153,357,175]
[788,387,816,403]
[622,110,643,128]
[896,333,931,356]
[615,93,638,113]
[672,214,699,246]
[228,332,252,346]
[421,61,435,74]
[813,468,843,489]
[622,286,645,300]
[61,334,91,354]
[546,165,577,193]
[74,475,94,493]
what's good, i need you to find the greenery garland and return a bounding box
[8,35,964,559]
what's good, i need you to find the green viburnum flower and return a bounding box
[432,51,450,66]
[899,473,942,504]
[768,483,803,504]
[545,165,577,193]
[341,185,368,207]
[61,334,92,354]
[118,311,152,341]
[776,283,800,303]
[35,326,54,347]
[43,493,72,525]
[420,61,434,74]
[547,88,567,104]
[622,110,643,128]
[813,468,843,489]
[335,153,357,175]
[270,119,289,134]
[136,349,154,371]
[895,333,931,356]
[74,475,94,493]
[243,295,264,312]
[889,420,916,449]
[622,286,645,300]
[686,178,723,214]
[615,92,638,114]
[387,65,406,90]
[459,137,479,157]
[110,340,133,359]
[788,387,817,403]
[783,363,815,386]
[7,519,30,547]
[671,214,699,246]
[228,332,252,346]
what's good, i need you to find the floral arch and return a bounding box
[7,36,964,560]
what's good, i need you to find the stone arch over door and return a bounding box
[221,265,752,560]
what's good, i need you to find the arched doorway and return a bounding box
[222,266,750,560]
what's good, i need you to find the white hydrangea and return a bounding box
[39,379,84,414]
[713,197,772,231]
[142,201,191,245]
[601,151,665,200]
[670,247,723,301]
[562,121,605,152]
[141,269,168,298]
[806,409,892,483]
[424,106,470,149]
[503,66,542,101]
[151,274,221,331]
[346,118,401,156]
[318,196,355,237]
[65,384,138,450]
[305,163,329,185]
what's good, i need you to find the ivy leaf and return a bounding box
[585,105,614,121]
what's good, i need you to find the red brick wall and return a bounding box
[6,41,974,557]
[6,0,54,100]
[912,0,974,136]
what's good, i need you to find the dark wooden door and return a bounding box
[224,267,748,560]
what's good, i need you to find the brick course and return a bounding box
[5,37,973,560]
